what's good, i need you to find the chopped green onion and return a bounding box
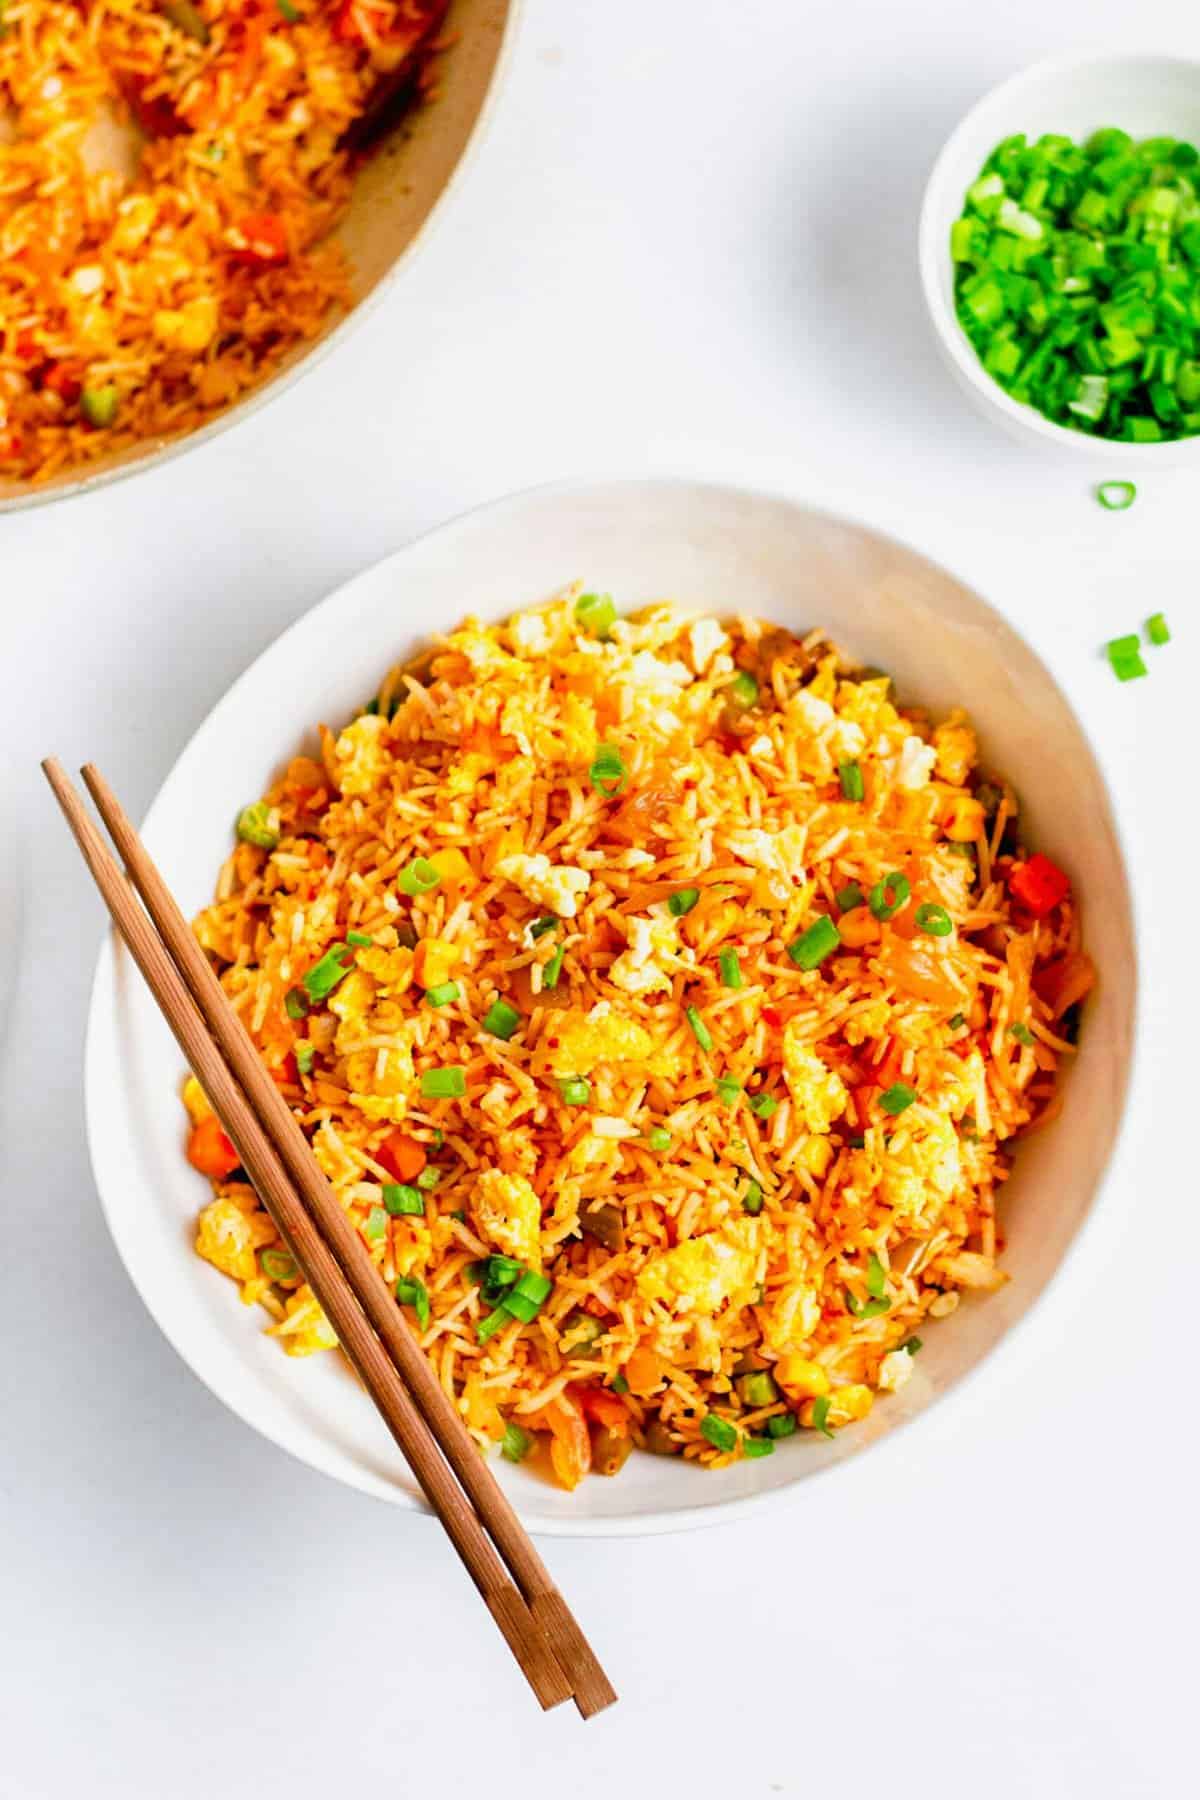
[395,1275,430,1329]
[718,947,744,988]
[726,670,759,708]
[529,915,559,939]
[478,1255,521,1292]
[383,1183,424,1217]
[715,1076,742,1108]
[766,1411,797,1439]
[845,1288,891,1319]
[575,591,616,639]
[276,0,300,18]
[346,929,373,948]
[810,1395,834,1438]
[501,1422,533,1463]
[260,1248,298,1282]
[432,1129,445,1149]
[1008,1022,1035,1046]
[868,872,910,921]
[836,883,864,912]
[236,801,279,850]
[284,986,309,1020]
[421,1066,466,1099]
[879,1083,917,1115]
[542,945,565,989]
[424,981,460,1008]
[866,1251,887,1299]
[915,902,953,937]
[903,1335,923,1354]
[499,1269,554,1323]
[397,857,441,896]
[741,1178,764,1215]
[1106,637,1148,681]
[787,915,840,970]
[736,1370,779,1407]
[838,760,864,802]
[1097,481,1137,510]
[700,1413,738,1453]
[611,1373,630,1395]
[482,998,522,1040]
[81,384,119,428]
[364,1205,389,1242]
[589,744,629,797]
[743,1436,775,1458]
[668,886,700,916]
[295,1042,315,1076]
[685,1005,713,1052]
[645,1127,671,1151]
[558,1076,591,1106]
[416,1166,441,1191]
[1146,611,1171,645]
[302,943,353,1001]
[948,1012,966,1030]
[748,1092,778,1121]
[476,1306,511,1345]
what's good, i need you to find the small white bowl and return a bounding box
[920,52,1200,465]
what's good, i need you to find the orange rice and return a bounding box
[182,591,1093,1489]
[0,0,444,482]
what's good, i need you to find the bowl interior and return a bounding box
[85,478,1136,1533]
[921,53,1200,454]
[0,0,513,513]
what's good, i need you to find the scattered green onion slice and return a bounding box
[685,1005,713,1052]
[748,1092,778,1120]
[915,902,953,937]
[611,1373,630,1395]
[727,670,759,708]
[383,1183,424,1217]
[715,1076,742,1108]
[302,944,353,1001]
[416,1166,441,1191]
[866,1251,887,1299]
[743,1436,775,1458]
[1097,481,1136,511]
[1107,641,1148,682]
[736,1370,779,1407]
[476,1307,511,1345]
[1146,611,1171,645]
[718,947,744,988]
[346,929,373,948]
[766,1412,797,1439]
[397,857,441,897]
[589,744,629,797]
[421,1066,466,1099]
[846,1289,891,1319]
[236,801,279,850]
[498,1269,554,1323]
[558,1076,591,1107]
[501,1422,533,1463]
[645,1127,671,1151]
[260,1248,298,1282]
[838,760,864,802]
[787,915,840,970]
[542,945,566,989]
[700,1413,738,1453]
[529,914,559,939]
[482,998,522,1040]
[81,384,118,428]
[903,1335,923,1355]
[669,886,700,917]
[276,0,301,19]
[364,1205,389,1242]
[395,1275,430,1329]
[424,981,460,1008]
[284,986,309,1020]
[810,1395,834,1438]
[836,882,864,912]
[879,1083,917,1115]
[575,591,616,638]
[1009,1021,1035,1046]
[295,1042,314,1076]
[948,1012,966,1030]
[741,1178,764,1216]
[868,872,910,921]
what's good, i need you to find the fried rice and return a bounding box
[182,590,1094,1489]
[0,0,445,483]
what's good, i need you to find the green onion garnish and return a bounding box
[364,1205,389,1242]
[766,1411,797,1439]
[645,1127,671,1151]
[542,945,566,989]
[742,1178,764,1215]
[611,1372,630,1394]
[915,902,953,937]
[397,857,441,897]
[558,1076,590,1106]
[838,760,864,802]
[346,929,373,948]
[276,0,300,19]
[260,1248,297,1282]
[866,1251,887,1298]
[903,1336,923,1354]
[1146,611,1171,645]
[383,1183,424,1217]
[748,1092,778,1120]
[669,886,700,916]
[589,744,629,797]
[726,670,759,708]
[302,944,353,1002]
[575,591,616,638]
[284,986,309,1020]
[787,915,840,970]
[736,1370,779,1407]
[501,1422,533,1462]
[718,947,743,988]
[395,1275,430,1329]
[482,998,522,1040]
[295,1042,314,1076]
[416,1166,441,1191]
[879,1083,916,1115]
[743,1436,775,1458]
[1097,481,1137,511]
[529,915,559,939]
[685,1005,713,1051]
[1009,1022,1035,1046]
[1107,636,1148,681]
[236,801,279,850]
[846,1289,890,1319]
[421,1067,466,1099]
[500,1269,554,1323]
[425,981,460,1007]
[810,1395,834,1438]
[948,1012,966,1030]
[836,882,864,912]
[476,1307,511,1345]
[868,872,910,921]
[715,1076,742,1107]
[700,1413,738,1453]
[81,383,118,428]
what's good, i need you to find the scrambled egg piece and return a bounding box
[933,710,978,787]
[782,1026,848,1133]
[636,1221,759,1316]
[269,1285,338,1356]
[726,823,809,877]
[546,1004,654,1075]
[878,1348,916,1393]
[195,1198,276,1285]
[472,1168,544,1271]
[835,676,898,743]
[357,946,415,993]
[688,617,729,673]
[509,610,553,656]
[761,1278,821,1354]
[152,294,218,352]
[333,713,390,797]
[182,1075,213,1125]
[787,689,867,762]
[843,1000,892,1047]
[495,851,591,919]
[882,733,938,791]
[329,970,377,1045]
[446,751,492,797]
[626,651,692,692]
[609,910,680,996]
[878,1108,961,1226]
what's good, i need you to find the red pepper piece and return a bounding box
[1008,852,1070,919]
[230,212,289,268]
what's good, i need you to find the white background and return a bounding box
[3,2,1198,1795]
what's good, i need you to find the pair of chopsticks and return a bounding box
[44,760,616,1720]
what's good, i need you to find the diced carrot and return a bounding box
[624,1346,665,1395]
[187,1115,240,1180]
[377,1130,426,1182]
[577,1387,630,1435]
[230,211,288,267]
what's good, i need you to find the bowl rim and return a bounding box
[83,471,1140,1537]
[0,0,523,518]
[918,48,1200,461]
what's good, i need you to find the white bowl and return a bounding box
[920,52,1200,465]
[85,477,1136,1535]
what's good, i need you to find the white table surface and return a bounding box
[3,2,1197,1794]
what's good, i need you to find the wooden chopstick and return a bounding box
[43,761,595,1716]
[77,762,616,1721]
